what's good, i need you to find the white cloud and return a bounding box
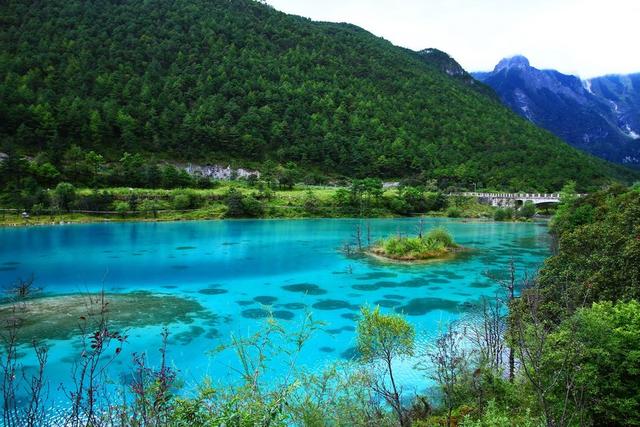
[265,0,640,78]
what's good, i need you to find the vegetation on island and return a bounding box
[1,0,637,193]
[369,227,463,261]
[1,184,639,426]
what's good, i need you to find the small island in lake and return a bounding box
[368,227,466,262]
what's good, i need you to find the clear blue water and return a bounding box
[0,218,551,411]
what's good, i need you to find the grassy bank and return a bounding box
[0,183,509,227]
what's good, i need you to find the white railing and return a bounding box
[456,192,586,200]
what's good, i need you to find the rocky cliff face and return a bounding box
[474,56,640,166]
[588,74,640,147]
[183,164,260,180]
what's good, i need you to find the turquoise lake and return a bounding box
[0,218,551,411]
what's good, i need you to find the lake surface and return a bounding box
[0,218,551,413]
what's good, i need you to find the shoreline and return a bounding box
[0,212,548,228]
[0,209,434,228]
[363,249,462,265]
[0,213,549,229]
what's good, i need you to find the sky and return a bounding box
[265,0,640,78]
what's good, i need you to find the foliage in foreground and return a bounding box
[542,301,640,425]
[504,185,640,426]
[357,306,415,426]
[541,183,640,317]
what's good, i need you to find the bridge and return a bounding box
[456,192,565,207]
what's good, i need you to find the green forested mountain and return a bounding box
[0,0,636,190]
[414,48,497,100]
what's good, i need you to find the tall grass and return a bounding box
[380,227,455,258]
[426,227,454,247]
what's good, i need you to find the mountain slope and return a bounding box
[589,73,640,147]
[474,56,640,166]
[415,48,497,99]
[0,0,636,190]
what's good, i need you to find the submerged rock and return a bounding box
[241,308,271,319]
[253,295,278,305]
[341,312,360,321]
[383,294,406,300]
[312,299,358,311]
[170,325,206,346]
[198,288,228,295]
[374,299,401,308]
[282,283,327,295]
[355,271,398,281]
[340,346,360,360]
[280,302,307,310]
[272,310,295,320]
[0,291,216,344]
[395,297,460,316]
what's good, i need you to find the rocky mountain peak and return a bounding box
[494,55,531,73]
[417,48,466,76]
[474,57,640,166]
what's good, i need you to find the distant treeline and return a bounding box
[0,147,534,219]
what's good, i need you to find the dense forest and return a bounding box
[1,0,637,192]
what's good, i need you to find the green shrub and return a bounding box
[332,188,353,209]
[224,189,245,217]
[224,189,264,218]
[446,206,462,218]
[383,236,425,256]
[52,182,76,212]
[424,192,447,212]
[400,186,426,212]
[246,173,258,187]
[242,195,264,217]
[139,199,166,218]
[302,171,326,185]
[493,208,514,221]
[426,227,454,247]
[571,204,595,226]
[171,191,201,210]
[357,306,415,426]
[195,176,213,189]
[461,400,540,427]
[113,201,130,217]
[544,301,640,426]
[303,190,320,214]
[74,190,113,211]
[172,194,192,210]
[518,201,536,218]
[380,228,454,258]
[385,196,408,214]
[30,203,47,215]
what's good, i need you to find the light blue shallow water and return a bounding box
[0,218,551,410]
